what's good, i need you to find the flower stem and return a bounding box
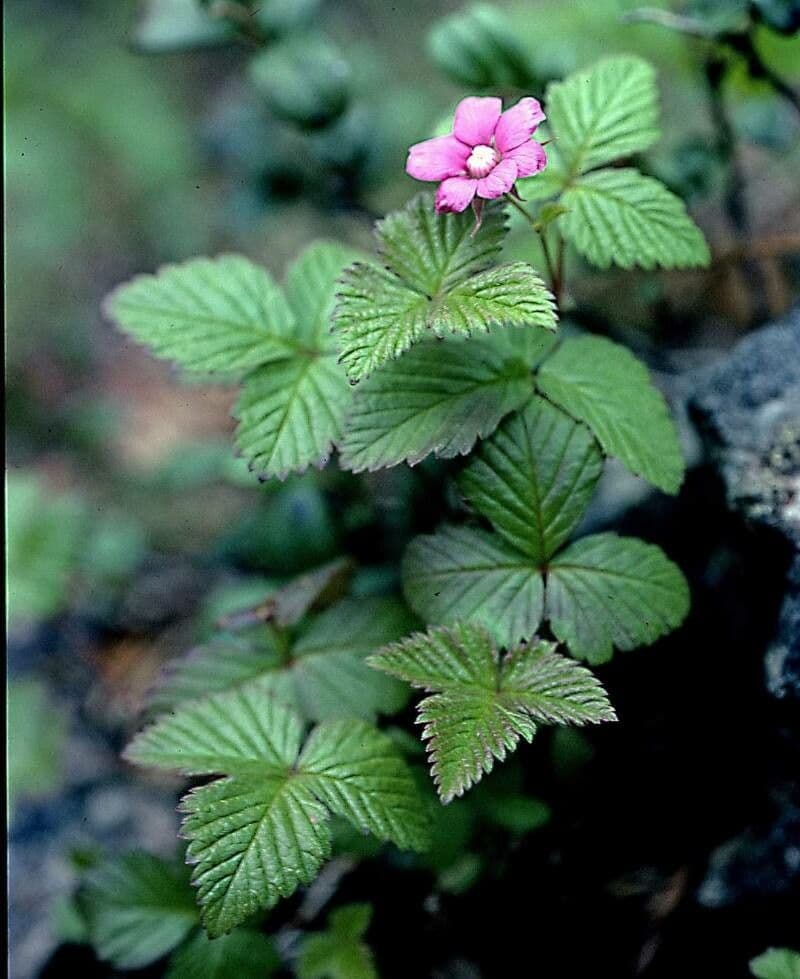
[505,195,562,307]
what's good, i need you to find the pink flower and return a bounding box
[406,96,547,214]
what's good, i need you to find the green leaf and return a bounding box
[402,525,544,649]
[340,331,539,472]
[750,948,800,979]
[82,854,198,969]
[297,904,377,979]
[559,168,710,270]
[546,55,660,176]
[333,193,556,381]
[7,474,86,626]
[233,242,359,479]
[8,679,66,809]
[249,36,351,130]
[427,3,538,90]
[150,597,413,723]
[234,352,349,479]
[459,396,603,563]
[370,623,615,802]
[289,598,414,720]
[166,929,280,979]
[133,0,233,54]
[105,255,297,376]
[546,533,690,664]
[125,692,428,935]
[536,335,685,494]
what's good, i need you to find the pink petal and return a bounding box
[494,97,546,153]
[505,140,547,178]
[453,96,502,148]
[435,176,478,213]
[406,135,470,182]
[476,158,518,199]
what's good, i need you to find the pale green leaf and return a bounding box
[459,396,603,562]
[402,525,544,649]
[166,929,280,979]
[7,474,85,626]
[125,694,428,935]
[180,771,330,936]
[545,533,690,664]
[560,168,710,270]
[297,904,377,979]
[83,854,197,969]
[150,598,412,722]
[340,331,537,472]
[234,353,350,479]
[105,255,297,376]
[536,335,685,494]
[333,193,556,381]
[370,623,615,801]
[125,684,304,775]
[750,948,800,979]
[300,720,430,850]
[285,242,362,350]
[290,598,414,720]
[376,192,506,298]
[230,242,359,478]
[147,627,292,715]
[546,55,660,176]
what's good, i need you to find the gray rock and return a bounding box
[692,306,800,699]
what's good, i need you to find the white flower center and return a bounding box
[466,144,499,179]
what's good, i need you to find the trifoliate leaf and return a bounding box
[535,335,685,494]
[402,525,544,649]
[370,623,615,802]
[339,331,539,472]
[404,525,688,662]
[560,168,710,270]
[105,255,297,376]
[297,904,377,979]
[546,533,691,664]
[546,55,660,176]
[125,692,428,935]
[166,929,280,979]
[150,598,413,723]
[82,854,198,969]
[233,242,359,479]
[459,396,603,563]
[333,193,556,381]
[750,948,800,979]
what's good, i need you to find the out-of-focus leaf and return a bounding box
[7,474,85,626]
[427,3,539,89]
[297,904,378,979]
[250,37,351,130]
[166,928,280,979]
[82,854,198,969]
[8,679,66,809]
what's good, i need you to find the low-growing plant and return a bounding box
[97,46,712,972]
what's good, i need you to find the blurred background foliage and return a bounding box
[6,1,799,977]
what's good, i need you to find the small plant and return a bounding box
[104,47,709,959]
